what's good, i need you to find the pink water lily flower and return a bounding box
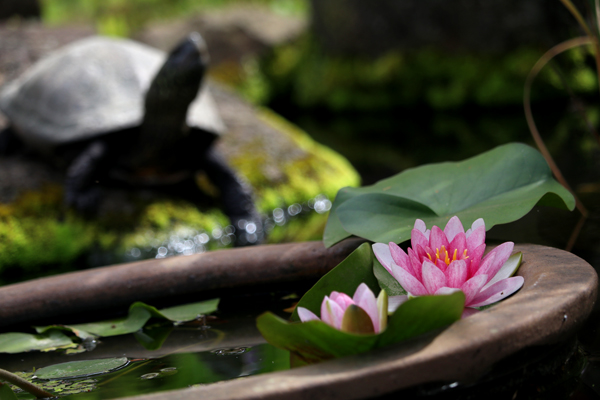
[297,283,387,334]
[372,216,524,315]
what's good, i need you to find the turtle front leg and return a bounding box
[200,147,263,246]
[64,140,108,214]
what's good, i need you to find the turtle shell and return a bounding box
[0,36,224,156]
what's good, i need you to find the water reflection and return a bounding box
[21,344,290,400]
[122,193,332,261]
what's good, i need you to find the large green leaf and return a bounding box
[324,143,575,246]
[290,242,378,322]
[257,292,464,365]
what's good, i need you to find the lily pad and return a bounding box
[64,305,153,338]
[37,299,220,339]
[0,330,74,354]
[324,143,575,246]
[158,298,220,322]
[35,357,129,380]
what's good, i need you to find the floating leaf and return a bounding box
[66,305,152,337]
[36,299,220,340]
[0,330,74,354]
[158,299,220,322]
[35,357,129,380]
[324,143,575,246]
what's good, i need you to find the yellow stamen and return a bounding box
[452,249,458,261]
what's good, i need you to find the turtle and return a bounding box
[0,33,262,245]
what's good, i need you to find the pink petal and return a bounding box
[330,292,354,311]
[429,226,449,254]
[414,219,427,233]
[422,260,447,294]
[353,283,379,331]
[321,297,346,329]
[297,307,320,322]
[470,218,485,233]
[408,247,423,281]
[389,242,414,275]
[444,216,464,243]
[468,276,524,307]
[372,243,394,273]
[466,225,486,250]
[473,251,496,281]
[468,243,486,277]
[391,266,429,296]
[460,274,488,305]
[446,259,468,288]
[478,242,514,283]
[483,252,522,290]
[421,245,435,261]
[434,287,461,295]
[411,229,429,256]
[436,258,448,273]
[448,232,467,260]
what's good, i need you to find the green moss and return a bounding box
[257,107,360,203]
[0,186,96,275]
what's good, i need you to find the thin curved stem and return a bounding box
[0,368,53,399]
[523,36,591,218]
[559,0,600,93]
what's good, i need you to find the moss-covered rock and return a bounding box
[0,80,359,281]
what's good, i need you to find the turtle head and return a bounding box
[143,32,209,122]
[136,33,210,165]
